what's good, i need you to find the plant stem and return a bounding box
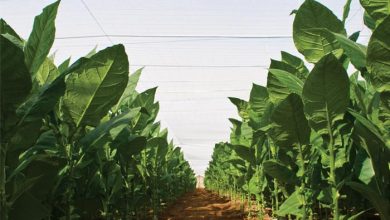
[326,108,339,220]
[298,143,308,220]
[329,138,339,220]
[66,143,76,220]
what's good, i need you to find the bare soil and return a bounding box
[160,189,256,220]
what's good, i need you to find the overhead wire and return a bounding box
[80,0,113,44]
[131,64,267,68]
[55,34,294,40]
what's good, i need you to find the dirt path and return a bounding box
[160,189,246,220]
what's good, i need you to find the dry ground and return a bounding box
[160,189,269,220]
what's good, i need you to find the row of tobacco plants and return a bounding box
[0,1,196,219]
[205,0,389,219]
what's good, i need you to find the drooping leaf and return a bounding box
[302,54,349,135]
[24,1,60,76]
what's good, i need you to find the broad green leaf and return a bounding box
[58,57,71,73]
[249,84,268,115]
[229,97,249,120]
[147,137,169,162]
[364,11,376,30]
[62,44,129,127]
[80,107,141,149]
[378,92,390,130]
[13,153,64,203]
[267,69,304,104]
[366,16,390,93]
[131,87,157,109]
[232,145,255,164]
[16,57,89,125]
[248,84,269,127]
[0,36,32,135]
[281,51,309,79]
[35,58,60,86]
[332,32,367,70]
[24,1,60,76]
[293,0,346,63]
[270,93,310,148]
[354,151,375,185]
[302,54,349,135]
[349,110,390,193]
[276,190,304,217]
[248,173,261,194]
[8,130,57,179]
[270,59,304,80]
[16,71,64,123]
[360,0,390,25]
[113,132,147,158]
[263,160,297,184]
[0,18,23,44]
[112,67,143,113]
[229,120,252,147]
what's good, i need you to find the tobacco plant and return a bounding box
[205,0,390,219]
[0,1,196,220]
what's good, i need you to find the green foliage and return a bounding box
[205,1,390,220]
[0,2,195,220]
[293,0,346,63]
